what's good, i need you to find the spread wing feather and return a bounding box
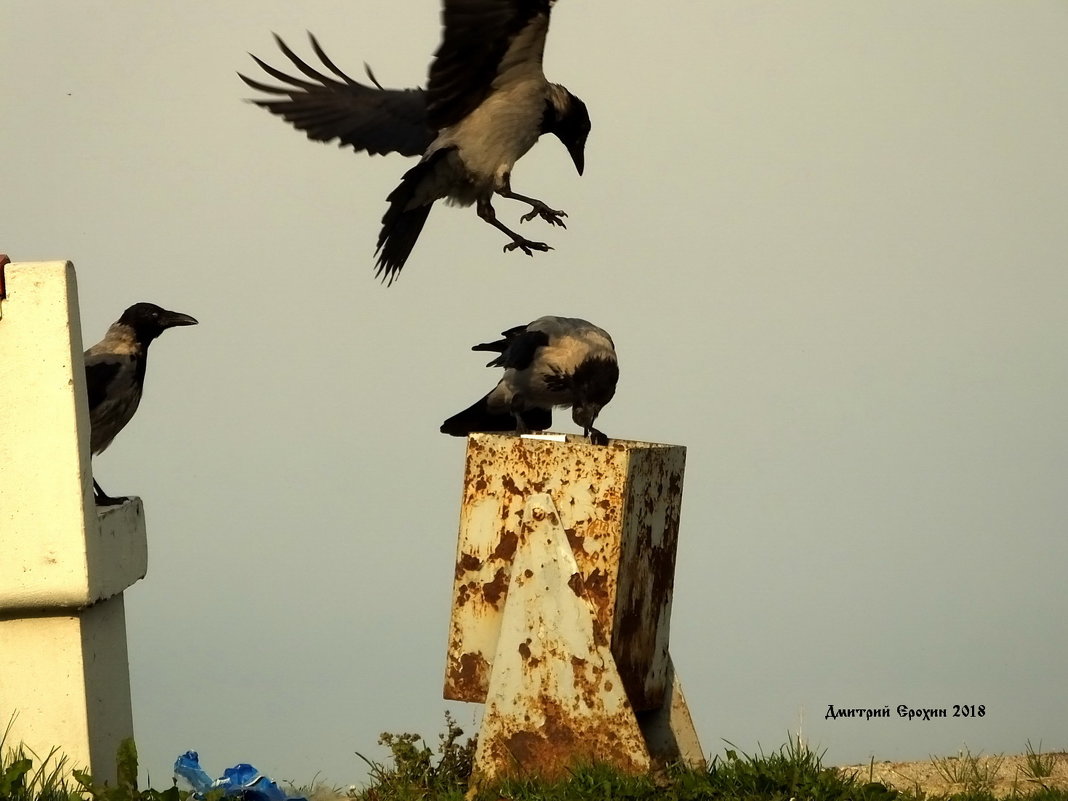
[427,0,553,129]
[241,33,435,157]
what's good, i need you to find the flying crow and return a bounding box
[441,316,618,445]
[240,0,591,284]
[84,303,198,505]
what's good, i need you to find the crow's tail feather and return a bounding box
[374,153,450,285]
[440,395,552,437]
[374,205,431,285]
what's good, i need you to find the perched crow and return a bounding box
[240,0,590,284]
[84,303,198,505]
[441,316,618,445]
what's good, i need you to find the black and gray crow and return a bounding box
[84,303,198,505]
[441,316,618,445]
[240,0,591,285]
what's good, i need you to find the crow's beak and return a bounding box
[161,310,198,328]
[567,141,585,176]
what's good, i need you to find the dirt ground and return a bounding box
[835,753,1068,796]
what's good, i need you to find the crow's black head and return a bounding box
[564,356,618,430]
[117,302,198,344]
[545,87,590,175]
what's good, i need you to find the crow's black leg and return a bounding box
[510,396,531,435]
[477,198,552,257]
[500,189,568,228]
[497,175,568,227]
[93,478,124,506]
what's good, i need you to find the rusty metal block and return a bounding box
[444,433,686,712]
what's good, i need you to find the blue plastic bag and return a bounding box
[174,751,307,801]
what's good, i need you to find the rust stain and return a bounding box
[457,552,481,574]
[482,567,509,608]
[566,571,585,597]
[565,526,586,554]
[483,695,649,782]
[490,530,518,561]
[568,655,600,709]
[517,638,542,668]
[582,568,610,608]
[501,473,521,496]
[446,650,489,702]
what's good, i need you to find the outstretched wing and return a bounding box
[240,33,435,157]
[427,0,553,130]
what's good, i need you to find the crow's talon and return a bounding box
[503,239,552,257]
[587,428,609,446]
[520,207,568,228]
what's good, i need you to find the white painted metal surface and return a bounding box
[0,261,143,782]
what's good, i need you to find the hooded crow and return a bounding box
[441,316,618,445]
[240,0,590,285]
[84,303,198,505]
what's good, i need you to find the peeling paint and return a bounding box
[481,567,508,608]
[446,651,490,702]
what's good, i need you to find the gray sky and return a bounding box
[3,0,1067,788]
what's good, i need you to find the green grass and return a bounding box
[1,715,80,801]
[930,746,1005,795]
[3,718,1068,801]
[353,727,907,801]
[353,712,474,801]
[1,719,186,801]
[1022,741,1060,784]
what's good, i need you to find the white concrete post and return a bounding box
[444,433,704,782]
[0,261,147,783]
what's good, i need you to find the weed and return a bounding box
[72,738,185,801]
[353,711,474,801]
[277,774,349,801]
[9,724,1068,801]
[1023,741,1059,784]
[930,746,1005,795]
[0,715,81,801]
[705,735,899,801]
[1,722,188,801]
[486,762,659,801]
